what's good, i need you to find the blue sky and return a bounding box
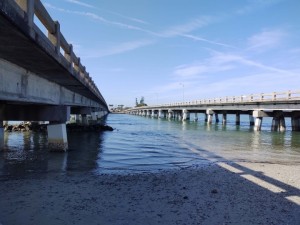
[41,0,300,107]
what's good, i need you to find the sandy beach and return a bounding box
[0,161,299,225]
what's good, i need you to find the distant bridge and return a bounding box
[127,91,300,132]
[0,0,108,151]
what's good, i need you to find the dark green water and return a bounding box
[1,113,300,176]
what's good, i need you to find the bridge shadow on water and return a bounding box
[0,131,104,179]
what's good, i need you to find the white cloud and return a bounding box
[169,50,295,96]
[175,65,207,77]
[83,40,155,58]
[180,34,235,48]
[193,70,300,98]
[102,9,149,25]
[65,0,96,9]
[160,16,216,37]
[205,50,294,75]
[44,3,157,35]
[45,3,229,47]
[247,29,287,51]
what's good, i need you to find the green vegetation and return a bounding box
[135,96,147,107]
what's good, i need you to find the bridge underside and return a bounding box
[0,4,103,104]
[0,58,106,120]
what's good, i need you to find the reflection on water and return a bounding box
[1,114,300,177]
[0,132,104,177]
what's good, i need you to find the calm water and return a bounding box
[1,113,300,176]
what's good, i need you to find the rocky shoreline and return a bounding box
[3,122,114,132]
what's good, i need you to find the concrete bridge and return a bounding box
[0,0,108,151]
[127,91,300,132]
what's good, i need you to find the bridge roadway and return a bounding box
[0,0,108,151]
[127,91,300,132]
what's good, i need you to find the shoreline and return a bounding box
[0,162,299,225]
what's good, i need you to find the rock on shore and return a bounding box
[3,122,113,132]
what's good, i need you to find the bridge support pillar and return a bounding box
[291,117,300,131]
[206,109,214,124]
[254,117,263,131]
[194,113,198,121]
[82,114,88,125]
[204,113,208,123]
[215,113,219,123]
[249,115,255,126]
[253,110,265,131]
[47,123,68,151]
[151,110,155,117]
[279,116,286,132]
[207,114,213,124]
[168,110,173,119]
[236,113,240,125]
[222,113,227,125]
[177,112,182,121]
[271,118,279,131]
[0,121,4,150]
[271,112,286,132]
[182,109,190,121]
[158,110,163,118]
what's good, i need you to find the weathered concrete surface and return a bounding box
[47,123,68,151]
[0,59,101,107]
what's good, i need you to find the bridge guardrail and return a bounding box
[10,0,106,105]
[135,90,300,109]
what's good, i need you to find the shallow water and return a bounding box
[1,113,300,176]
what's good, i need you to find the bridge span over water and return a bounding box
[0,0,108,151]
[127,91,300,132]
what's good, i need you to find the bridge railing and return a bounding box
[146,90,300,108]
[12,0,106,104]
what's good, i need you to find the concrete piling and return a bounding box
[271,117,279,131]
[279,116,286,132]
[206,109,214,124]
[0,121,4,150]
[194,113,198,121]
[158,110,162,118]
[168,110,173,119]
[47,122,68,151]
[236,113,240,125]
[222,113,227,125]
[215,113,219,123]
[182,109,190,121]
[254,117,263,131]
[291,117,300,131]
[249,115,255,126]
[204,114,208,123]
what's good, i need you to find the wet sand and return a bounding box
[0,162,299,225]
